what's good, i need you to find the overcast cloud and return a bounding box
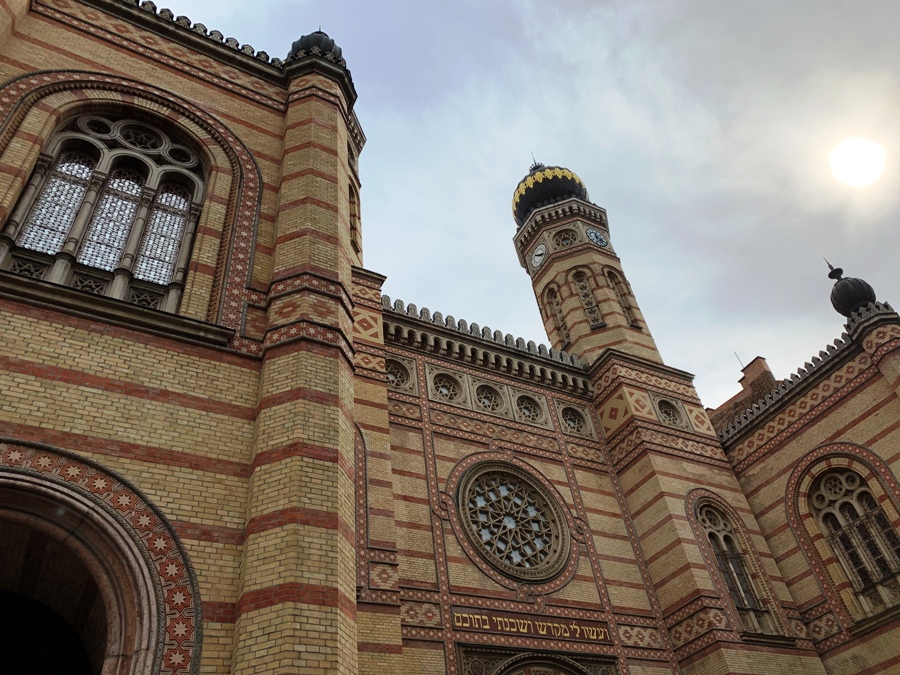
[166,0,900,406]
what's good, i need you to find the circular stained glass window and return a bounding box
[457,463,570,582]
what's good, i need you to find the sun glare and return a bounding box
[829,137,886,188]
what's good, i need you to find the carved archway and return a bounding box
[0,440,201,674]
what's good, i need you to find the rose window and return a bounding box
[515,395,542,422]
[475,385,501,411]
[385,360,409,388]
[433,374,461,401]
[561,407,586,433]
[458,463,570,581]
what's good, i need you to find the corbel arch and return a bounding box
[0,71,263,342]
[0,439,202,674]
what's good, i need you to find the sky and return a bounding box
[165,0,900,407]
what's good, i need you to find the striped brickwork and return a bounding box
[516,211,662,366]
[722,308,900,675]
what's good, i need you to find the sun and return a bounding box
[829,137,886,187]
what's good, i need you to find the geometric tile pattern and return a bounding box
[0,442,200,674]
[401,601,443,628]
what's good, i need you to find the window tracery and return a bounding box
[515,395,542,422]
[606,269,638,327]
[0,114,204,314]
[457,463,570,582]
[698,504,774,634]
[561,407,586,434]
[811,470,900,612]
[547,287,570,345]
[475,384,502,411]
[573,271,604,329]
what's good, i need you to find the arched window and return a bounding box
[810,470,900,613]
[698,504,774,634]
[546,287,570,345]
[572,271,604,329]
[0,114,204,313]
[606,269,638,327]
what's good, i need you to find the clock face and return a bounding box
[531,243,547,269]
[586,229,608,248]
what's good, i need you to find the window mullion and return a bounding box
[45,171,107,284]
[106,187,155,301]
[161,204,200,313]
[0,155,53,267]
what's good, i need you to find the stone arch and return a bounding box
[489,652,599,675]
[685,488,788,636]
[788,442,900,627]
[0,440,202,674]
[0,70,263,344]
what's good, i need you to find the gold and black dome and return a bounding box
[512,162,590,227]
[287,30,346,66]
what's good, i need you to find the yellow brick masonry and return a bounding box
[352,270,405,670]
[234,62,360,672]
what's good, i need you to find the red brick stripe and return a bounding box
[257,385,339,413]
[252,441,338,469]
[203,601,237,623]
[172,520,243,546]
[357,642,402,654]
[0,298,256,370]
[0,354,254,420]
[246,506,337,536]
[237,582,355,620]
[0,422,250,477]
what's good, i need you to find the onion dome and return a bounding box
[287,30,345,66]
[512,162,590,227]
[828,263,876,317]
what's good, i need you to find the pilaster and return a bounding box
[234,55,360,674]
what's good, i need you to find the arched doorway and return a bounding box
[0,442,202,674]
[0,588,95,674]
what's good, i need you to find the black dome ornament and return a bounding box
[512,161,590,227]
[827,260,877,317]
[287,30,346,67]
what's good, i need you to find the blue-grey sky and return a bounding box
[167,0,900,407]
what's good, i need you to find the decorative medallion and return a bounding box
[457,462,570,582]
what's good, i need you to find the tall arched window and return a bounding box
[572,271,605,329]
[606,269,638,327]
[810,470,900,613]
[546,287,570,345]
[698,504,774,634]
[0,114,204,313]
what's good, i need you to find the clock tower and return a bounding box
[512,162,661,367]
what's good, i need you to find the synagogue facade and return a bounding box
[0,2,899,674]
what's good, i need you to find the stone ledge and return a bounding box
[0,271,234,347]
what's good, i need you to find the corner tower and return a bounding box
[512,163,661,366]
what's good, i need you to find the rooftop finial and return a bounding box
[528,155,544,173]
[825,258,844,281]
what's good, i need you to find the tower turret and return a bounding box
[512,163,661,366]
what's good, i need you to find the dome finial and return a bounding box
[825,257,844,281]
[827,263,876,317]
